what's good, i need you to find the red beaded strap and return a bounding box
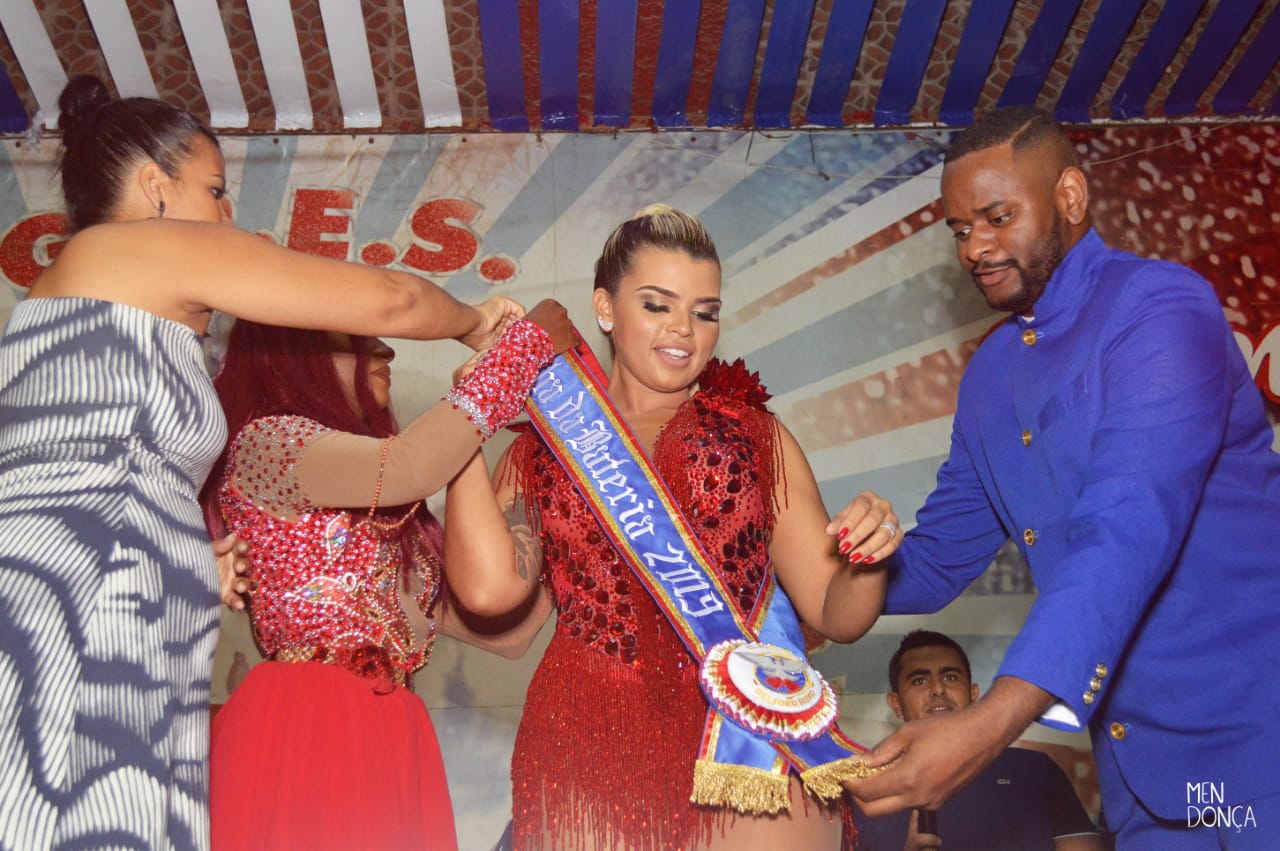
[443,318,555,440]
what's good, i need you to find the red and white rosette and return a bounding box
[699,639,838,742]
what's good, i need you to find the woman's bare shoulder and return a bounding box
[30,222,215,323]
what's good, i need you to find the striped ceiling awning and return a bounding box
[1,0,1278,136]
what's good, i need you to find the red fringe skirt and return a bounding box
[511,635,853,851]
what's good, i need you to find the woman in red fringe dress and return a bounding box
[202,304,573,850]
[445,205,901,851]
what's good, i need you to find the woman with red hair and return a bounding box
[202,303,572,850]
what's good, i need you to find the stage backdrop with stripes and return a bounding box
[2,124,1277,849]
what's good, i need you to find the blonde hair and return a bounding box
[593,204,719,293]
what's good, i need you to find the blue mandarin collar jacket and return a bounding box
[884,229,1280,818]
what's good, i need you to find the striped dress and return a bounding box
[0,297,226,850]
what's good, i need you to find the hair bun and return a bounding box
[630,203,676,221]
[57,75,112,139]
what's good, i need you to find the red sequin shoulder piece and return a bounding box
[218,416,438,683]
[695,356,773,409]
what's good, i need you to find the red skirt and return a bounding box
[210,661,457,851]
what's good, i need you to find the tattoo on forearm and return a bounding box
[504,495,540,582]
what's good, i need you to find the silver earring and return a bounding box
[597,316,613,333]
[157,200,165,219]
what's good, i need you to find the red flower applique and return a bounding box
[697,358,772,410]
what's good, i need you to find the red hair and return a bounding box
[200,319,443,563]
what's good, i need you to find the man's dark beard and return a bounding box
[974,217,1066,315]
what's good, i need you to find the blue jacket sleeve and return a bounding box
[883,424,1010,614]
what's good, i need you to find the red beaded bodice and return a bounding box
[513,359,782,665]
[218,416,439,684]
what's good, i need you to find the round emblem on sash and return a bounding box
[699,639,837,742]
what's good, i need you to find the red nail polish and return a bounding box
[862,555,875,564]
[849,552,863,563]
[839,541,852,554]
[838,527,849,539]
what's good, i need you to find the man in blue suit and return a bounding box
[843,107,1280,848]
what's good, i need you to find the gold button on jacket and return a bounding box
[1096,663,1108,679]
[1110,722,1127,740]
[1023,528,1037,546]
[1022,329,1038,346]
[1021,430,1032,446]
[1083,692,1095,705]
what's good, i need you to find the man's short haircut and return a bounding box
[944,105,1079,172]
[888,630,972,691]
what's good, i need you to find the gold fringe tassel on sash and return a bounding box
[800,755,889,803]
[690,760,792,815]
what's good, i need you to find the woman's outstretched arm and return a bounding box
[43,219,517,347]
[274,301,576,512]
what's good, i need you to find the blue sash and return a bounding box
[525,344,878,814]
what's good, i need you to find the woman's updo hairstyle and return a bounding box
[56,75,219,233]
[593,203,719,294]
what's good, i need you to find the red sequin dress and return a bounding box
[209,415,456,851]
[508,361,849,851]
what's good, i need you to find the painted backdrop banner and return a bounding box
[2,126,1277,848]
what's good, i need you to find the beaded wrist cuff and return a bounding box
[444,318,556,440]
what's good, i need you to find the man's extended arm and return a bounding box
[849,676,1052,814]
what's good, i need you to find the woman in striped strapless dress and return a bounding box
[0,76,523,850]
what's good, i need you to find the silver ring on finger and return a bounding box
[879,520,899,538]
